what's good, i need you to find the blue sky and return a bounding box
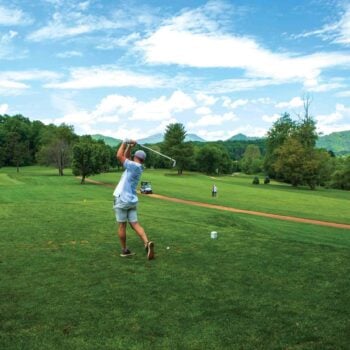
[1,0,350,140]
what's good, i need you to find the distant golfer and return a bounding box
[212,184,217,197]
[113,139,154,259]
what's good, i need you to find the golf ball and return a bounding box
[166,246,170,250]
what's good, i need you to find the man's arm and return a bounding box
[116,139,136,164]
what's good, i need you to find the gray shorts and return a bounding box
[113,196,138,223]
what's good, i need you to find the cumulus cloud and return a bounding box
[129,90,196,120]
[195,92,218,106]
[187,112,238,128]
[222,97,248,109]
[195,106,212,115]
[316,103,350,134]
[44,66,165,89]
[135,3,350,88]
[262,113,280,123]
[275,97,304,109]
[50,91,195,138]
[0,103,9,114]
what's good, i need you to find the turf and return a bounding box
[93,169,350,224]
[1,166,350,349]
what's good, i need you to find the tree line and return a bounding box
[0,113,349,190]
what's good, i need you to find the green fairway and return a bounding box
[1,167,350,349]
[93,169,350,225]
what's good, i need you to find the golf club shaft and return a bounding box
[139,144,176,167]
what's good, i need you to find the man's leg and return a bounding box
[129,222,154,260]
[118,222,127,250]
[129,222,148,245]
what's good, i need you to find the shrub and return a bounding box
[264,176,270,184]
[252,176,260,185]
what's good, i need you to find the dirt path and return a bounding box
[83,178,350,230]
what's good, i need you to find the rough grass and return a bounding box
[1,166,350,349]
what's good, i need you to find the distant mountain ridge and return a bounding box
[227,133,262,141]
[91,133,206,147]
[91,134,121,146]
[316,130,350,155]
[138,133,206,144]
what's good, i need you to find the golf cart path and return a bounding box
[84,178,350,230]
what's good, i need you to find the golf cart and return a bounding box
[140,181,153,194]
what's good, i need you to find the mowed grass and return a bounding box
[93,169,350,224]
[1,166,350,349]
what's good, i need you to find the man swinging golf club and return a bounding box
[113,138,154,259]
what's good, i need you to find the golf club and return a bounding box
[139,144,176,168]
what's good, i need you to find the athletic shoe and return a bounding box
[146,241,155,260]
[120,248,135,257]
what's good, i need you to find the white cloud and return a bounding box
[205,78,280,93]
[336,90,350,97]
[275,97,304,109]
[1,70,60,82]
[295,4,350,46]
[56,50,83,58]
[195,92,218,106]
[195,106,212,115]
[306,81,345,92]
[316,103,349,125]
[136,4,350,87]
[262,113,280,123]
[228,125,268,138]
[0,30,18,59]
[0,70,60,94]
[194,124,267,141]
[96,33,141,50]
[188,112,238,128]
[0,5,32,25]
[195,129,228,141]
[27,10,130,41]
[0,103,9,114]
[0,80,28,89]
[316,103,350,134]
[222,97,248,109]
[129,90,196,120]
[45,66,165,89]
[50,91,195,138]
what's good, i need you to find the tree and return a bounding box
[0,114,32,170]
[330,156,350,190]
[162,123,194,174]
[274,137,305,186]
[37,124,77,175]
[240,144,262,174]
[196,145,232,175]
[264,113,296,177]
[72,136,110,184]
[274,137,332,189]
[5,132,30,172]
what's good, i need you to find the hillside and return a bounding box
[227,133,262,141]
[91,134,121,147]
[317,130,350,155]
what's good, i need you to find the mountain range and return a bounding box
[92,130,350,155]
